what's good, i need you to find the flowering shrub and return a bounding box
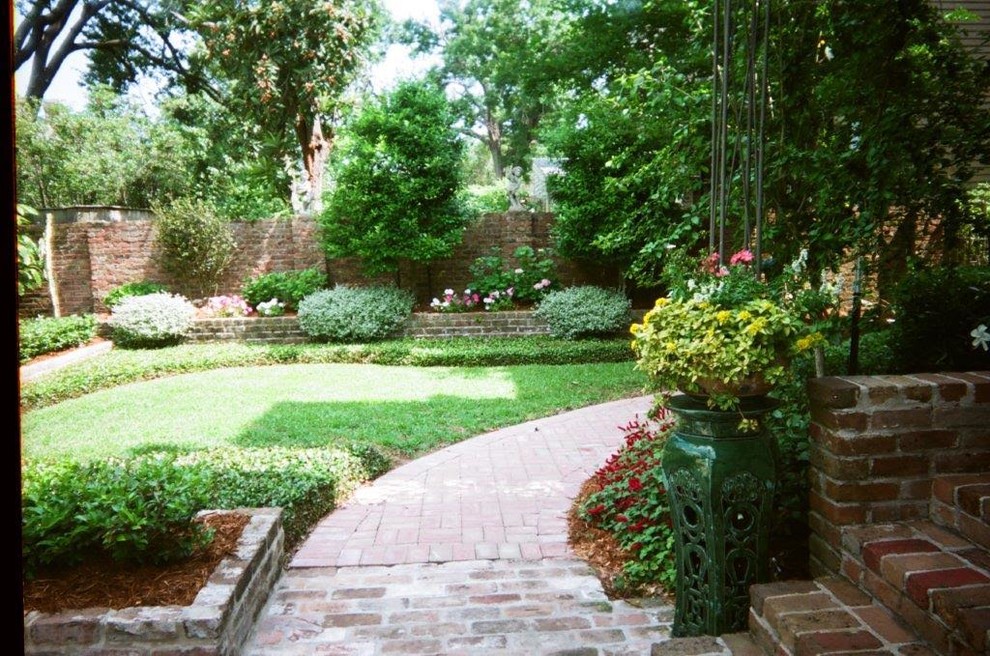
[256,298,286,317]
[579,408,677,593]
[468,245,558,304]
[482,288,515,311]
[430,288,481,313]
[241,268,327,312]
[204,294,252,318]
[109,292,196,348]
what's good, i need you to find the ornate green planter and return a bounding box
[661,393,779,636]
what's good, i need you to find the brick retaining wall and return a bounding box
[20,208,623,318]
[23,507,284,656]
[184,311,555,342]
[806,372,990,577]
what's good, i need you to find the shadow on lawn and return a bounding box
[231,396,524,456]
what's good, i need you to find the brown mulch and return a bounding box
[22,336,108,367]
[23,512,250,614]
[567,478,672,602]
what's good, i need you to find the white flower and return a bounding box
[514,268,524,274]
[444,288,454,296]
[972,324,990,351]
[824,45,834,61]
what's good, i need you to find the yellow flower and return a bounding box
[796,332,825,352]
[630,323,641,335]
[745,317,767,336]
[716,310,731,324]
[738,310,752,322]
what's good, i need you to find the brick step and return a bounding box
[931,473,990,552]
[840,520,990,655]
[747,576,932,655]
[650,632,763,655]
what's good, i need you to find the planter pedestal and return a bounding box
[661,393,779,637]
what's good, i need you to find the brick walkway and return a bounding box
[245,395,681,655]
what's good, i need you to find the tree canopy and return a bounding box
[320,79,468,277]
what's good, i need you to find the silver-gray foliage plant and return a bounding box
[534,286,632,339]
[298,285,414,343]
[109,292,196,348]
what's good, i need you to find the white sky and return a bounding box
[13,0,442,111]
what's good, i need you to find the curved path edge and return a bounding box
[291,395,656,568]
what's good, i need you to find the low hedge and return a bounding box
[21,338,634,411]
[22,443,390,576]
[19,314,98,363]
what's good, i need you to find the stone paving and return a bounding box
[245,395,681,655]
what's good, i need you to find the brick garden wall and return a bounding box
[806,372,990,577]
[19,208,621,318]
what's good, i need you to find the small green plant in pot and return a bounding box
[631,250,821,410]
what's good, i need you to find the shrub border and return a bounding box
[23,507,284,656]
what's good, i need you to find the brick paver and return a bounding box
[292,396,655,568]
[245,395,682,654]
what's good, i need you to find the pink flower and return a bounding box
[715,266,730,278]
[730,249,755,266]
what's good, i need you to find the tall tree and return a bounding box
[186,0,382,212]
[321,78,468,279]
[14,0,211,102]
[407,0,565,178]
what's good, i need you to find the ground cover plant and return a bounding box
[19,314,98,363]
[20,337,634,411]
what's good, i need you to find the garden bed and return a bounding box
[23,508,284,656]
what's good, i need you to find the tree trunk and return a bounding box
[485,109,504,179]
[295,113,332,215]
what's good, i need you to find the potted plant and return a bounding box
[630,249,822,410]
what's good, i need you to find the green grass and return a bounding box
[20,337,634,411]
[22,361,647,462]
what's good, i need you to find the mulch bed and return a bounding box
[23,512,249,614]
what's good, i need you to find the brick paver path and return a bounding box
[245,395,680,654]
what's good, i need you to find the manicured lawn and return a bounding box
[22,361,647,462]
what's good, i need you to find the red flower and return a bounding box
[588,504,605,516]
[628,477,643,492]
[616,514,628,523]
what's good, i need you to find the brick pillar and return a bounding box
[806,372,990,577]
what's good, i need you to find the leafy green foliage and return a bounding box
[103,281,170,310]
[321,79,468,274]
[298,286,414,343]
[468,246,558,303]
[405,0,566,176]
[15,91,199,209]
[578,411,677,594]
[540,0,990,286]
[153,197,236,296]
[887,266,990,372]
[17,205,45,296]
[535,287,632,340]
[176,445,390,548]
[19,315,97,363]
[20,338,635,411]
[241,269,328,312]
[22,455,215,577]
[464,184,509,215]
[187,0,382,203]
[21,443,391,576]
[109,293,196,348]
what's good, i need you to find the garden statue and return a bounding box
[505,165,525,211]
